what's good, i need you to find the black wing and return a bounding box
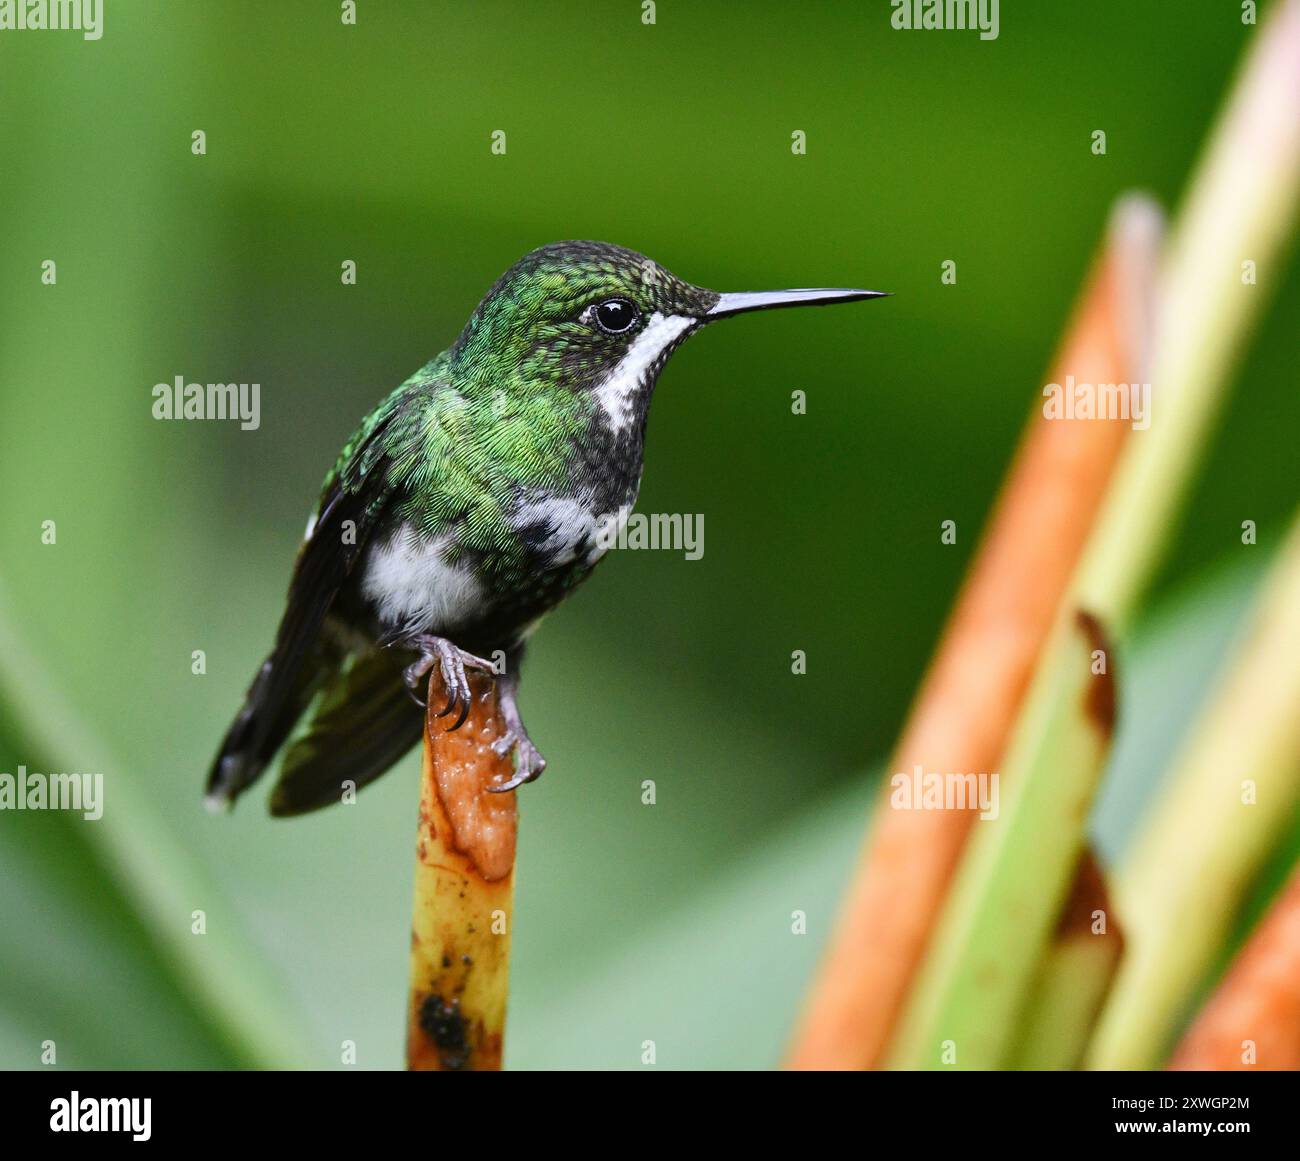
[205,406,403,809]
[267,643,424,816]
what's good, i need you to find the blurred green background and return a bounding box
[0,2,1296,1069]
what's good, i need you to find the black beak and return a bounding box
[706,287,890,319]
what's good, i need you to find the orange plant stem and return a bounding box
[786,197,1158,1069]
[1171,863,1300,1071]
[406,666,517,1071]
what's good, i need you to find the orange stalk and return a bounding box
[1171,863,1300,1071]
[406,666,517,1071]
[786,196,1158,1069]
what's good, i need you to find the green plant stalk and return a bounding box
[1087,514,1300,1068]
[888,0,1300,1070]
[1077,0,1300,632]
[1008,860,1124,1070]
[881,192,1160,1070]
[1012,936,1121,1070]
[0,589,313,1069]
[886,614,1113,1067]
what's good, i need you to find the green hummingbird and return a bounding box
[206,241,886,815]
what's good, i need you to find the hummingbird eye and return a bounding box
[591,297,639,335]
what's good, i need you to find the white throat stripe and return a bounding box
[594,312,693,432]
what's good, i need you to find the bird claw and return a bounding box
[402,638,546,789]
[402,637,495,731]
[488,730,547,794]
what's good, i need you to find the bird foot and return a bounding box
[488,728,547,793]
[402,636,495,731]
[486,673,547,793]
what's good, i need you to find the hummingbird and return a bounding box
[206,241,886,815]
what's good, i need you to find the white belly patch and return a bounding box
[360,524,484,634]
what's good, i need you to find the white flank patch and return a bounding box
[588,502,634,564]
[510,494,635,569]
[593,311,694,433]
[360,525,484,634]
[511,494,599,567]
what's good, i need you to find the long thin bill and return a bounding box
[708,287,889,318]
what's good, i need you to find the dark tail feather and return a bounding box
[268,646,422,817]
[206,648,325,811]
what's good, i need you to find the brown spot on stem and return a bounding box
[1058,848,1123,946]
[1075,609,1117,737]
[418,995,472,1071]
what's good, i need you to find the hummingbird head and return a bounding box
[452,240,886,436]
